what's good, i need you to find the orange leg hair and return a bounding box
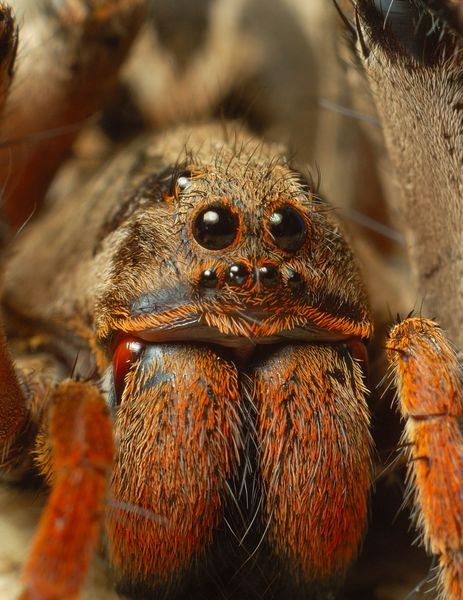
[0,300,113,598]
[387,318,463,600]
[20,380,114,600]
[252,343,372,591]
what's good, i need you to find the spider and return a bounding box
[0,1,462,599]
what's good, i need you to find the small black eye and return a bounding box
[227,263,248,286]
[200,269,219,289]
[258,265,279,288]
[193,205,239,250]
[287,269,304,292]
[269,206,307,252]
[169,170,192,196]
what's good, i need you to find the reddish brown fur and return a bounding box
[0,1,461,599]
[253,344,371,581]
[0,0,144,228]
[107,345,242,583]
[21,381,114,600]
[0,328,27,452]
[387,319,463,599]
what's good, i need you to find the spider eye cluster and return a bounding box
[191,203,307,252]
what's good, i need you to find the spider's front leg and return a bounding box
[20,381,114,600]
[0,326,114,599]
[387,318,463,600]
[252,343,372,596]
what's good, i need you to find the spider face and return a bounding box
[38,126,371,594]
[0,1,461,599]
[94,126,372,372]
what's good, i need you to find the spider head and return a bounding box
[94,126,372,366]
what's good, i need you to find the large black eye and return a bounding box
[192,205,239,250]
[269,206,307,252]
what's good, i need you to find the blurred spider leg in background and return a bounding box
[0,0,144,230]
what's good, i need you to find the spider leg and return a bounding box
[0,327,29,462]
[0,319,74,477]
[252,343,372,595]
[0,303,113,596]
[0,4,16,116]
[348,0,463,351]
[18,380,113,600]
[0,0,144,229]
[0,322,114,597]
[387,317,463,600]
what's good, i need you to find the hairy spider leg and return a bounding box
[0,0,144,229]
[387,318,463,600]
[20,381,114,600]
